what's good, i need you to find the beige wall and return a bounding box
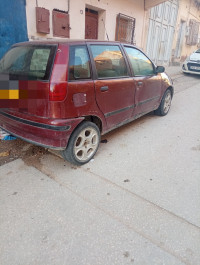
[26,0,145,48]
[171,0,200,62]
[26,0,69,39]
[145,0,167,10]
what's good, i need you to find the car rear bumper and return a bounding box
[0,111,84,150]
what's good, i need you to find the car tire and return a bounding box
[61,121,100,166]
[154,89,172,116]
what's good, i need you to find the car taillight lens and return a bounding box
[49,83,67,101]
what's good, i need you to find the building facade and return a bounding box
[26,0,146,49]
[144,0,200,65]
[1,0,200,65]
[171,0,200,64]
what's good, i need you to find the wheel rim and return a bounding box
[163,92,171,114]
[74,127,99,162]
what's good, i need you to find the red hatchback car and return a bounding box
[0,40,173,165]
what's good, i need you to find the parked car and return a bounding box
[0,40,173,165]
[182,48,200,75]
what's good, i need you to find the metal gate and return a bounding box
[0,0,28,59]
[146,0,178,65]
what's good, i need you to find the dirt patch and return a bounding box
[0,138,48,166]
[191,145,200,151]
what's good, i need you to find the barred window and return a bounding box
[115,13,136,44]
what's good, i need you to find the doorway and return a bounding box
[85,8,98,39]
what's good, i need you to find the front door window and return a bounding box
[124,47,154,76]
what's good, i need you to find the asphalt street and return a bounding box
[0,71,200,265]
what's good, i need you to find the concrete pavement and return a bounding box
[165,65,182,78]
[165,65,182,77]
[0,76,200,265]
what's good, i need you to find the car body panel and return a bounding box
[0,110,84,149]
[94,78,136,130]
[132,75,162,116]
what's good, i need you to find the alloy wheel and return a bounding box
[74,127,99,162]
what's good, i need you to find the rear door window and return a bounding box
[69,46,91,80]
[90,45,128,78]
[0,45,56,80]
[124,47,154,76]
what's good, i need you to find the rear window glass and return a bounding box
[69,45,91,80]
[0,45,56,80]
[195,49,200,53]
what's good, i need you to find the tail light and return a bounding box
[49,83,67,101]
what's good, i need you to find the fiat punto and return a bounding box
[0,40,173,165]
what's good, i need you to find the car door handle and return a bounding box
[137,82,143,86]
[100,86,109,92]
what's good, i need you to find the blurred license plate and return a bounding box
[190,66,200,70]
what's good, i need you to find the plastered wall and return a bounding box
[171,0,200,61]
[26,0,145,48]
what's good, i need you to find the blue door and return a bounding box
[0,0,28,59]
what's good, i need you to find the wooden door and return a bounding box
[85,10,98,39]
[117,18,128,42]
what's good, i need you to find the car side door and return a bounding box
[88,43,136,130]
[123,46,162,117]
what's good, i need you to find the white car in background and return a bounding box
[182,48,200,75]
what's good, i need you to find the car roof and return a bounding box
[13,39,135,47]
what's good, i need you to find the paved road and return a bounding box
[0,73,200,265]
[172,72,200,94]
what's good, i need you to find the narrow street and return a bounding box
[0,71,200,265]
[172,73,200,94]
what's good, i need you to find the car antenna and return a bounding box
[102,19,109,41]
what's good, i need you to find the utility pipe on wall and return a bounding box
[67,0,70,13]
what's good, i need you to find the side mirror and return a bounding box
[156,66,165,73]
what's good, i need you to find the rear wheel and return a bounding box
[155,89,172,116]
[62,121,100,166]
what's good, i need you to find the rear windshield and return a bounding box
[195,49,200,53]
[0,45,56,80]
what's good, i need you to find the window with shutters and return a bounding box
[186,19,200,46]
[52,9,70,38]
[36,7,50,34]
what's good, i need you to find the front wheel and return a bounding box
[155,89,172,116]
[61,121,100,166]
